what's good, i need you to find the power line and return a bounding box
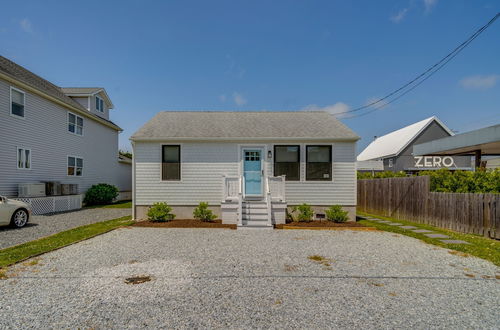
[343,13,500,119]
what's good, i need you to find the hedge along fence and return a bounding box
[357,176,500,239]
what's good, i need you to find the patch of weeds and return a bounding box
[464,273,475,278]
[389,292,397,296]
[128,260,139,264]
[23,258,41,266]
[284,264,299,272]
[481,275,492,279]
[124,275,152,285]
[496,275,500,280]
[0,269,7,280]
[308,255,333,268]
[274,299,283,305]
[449,251,470,258]
[369,282,385,287]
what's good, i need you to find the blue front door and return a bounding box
[243,149,262,196]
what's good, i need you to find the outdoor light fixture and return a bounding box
[268,150,272,159]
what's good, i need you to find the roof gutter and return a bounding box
[0,72,122,131]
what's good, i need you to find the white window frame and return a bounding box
[388,159,394,168]
[67,155,84,177]
[68,112,84,136]
[95,96,104,113]
[17,147,31,170]
[10,86,26,119]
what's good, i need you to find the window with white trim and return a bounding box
[95,96,104,112]
[17,147,31,169]
[11,87,25,118]
[68,112,84,135]
[68,156,83,176]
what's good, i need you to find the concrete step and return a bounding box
[242,214,269,221]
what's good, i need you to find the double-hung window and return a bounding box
[274,145,300,181]
[17,147,31,169]
[68,156,83,176]
[95,96,104,112]
[10,87,25,118]
[162,145,180,181]
[306,145,332,181]
[68,113,84,135]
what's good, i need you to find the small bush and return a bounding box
[193,202,217,222]
[84,183,118,206]
[292,203,314,222]
[325,205,349,223]
[147,202,175,222]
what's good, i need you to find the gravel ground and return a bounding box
[0,208,131,249]
[0,228,499,329]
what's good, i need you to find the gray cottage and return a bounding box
[131,111,359,228]
[357,116,473,173]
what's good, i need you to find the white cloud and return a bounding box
[390,8,409,23]
[219,94,227,102]
[19,18,33,33]
[302,102,350,118]
[232,92,247,106]
[423,0,438,13]
[460,74,500,90]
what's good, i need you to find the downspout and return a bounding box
[131,141,136,220]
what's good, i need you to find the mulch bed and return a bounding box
[132,219,236,229]
[275,221,368,229]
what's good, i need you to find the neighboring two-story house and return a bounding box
[0,56,131,199]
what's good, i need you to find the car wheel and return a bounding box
[11,209,29,228]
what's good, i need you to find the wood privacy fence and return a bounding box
[357,176,500,239]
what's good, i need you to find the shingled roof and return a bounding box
[131,111,359,141]
[0,56,120,130]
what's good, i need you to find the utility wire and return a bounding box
[343,13,500,118]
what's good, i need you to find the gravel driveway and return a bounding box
[0,228,499,329]
[0,208,131,249]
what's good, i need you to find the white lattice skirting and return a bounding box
[14,195,83,215]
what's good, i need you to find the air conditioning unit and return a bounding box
[44,181,61,196]
[18,183,46,198]
[61,184,79,195]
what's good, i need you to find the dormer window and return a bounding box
[96,96,104,112]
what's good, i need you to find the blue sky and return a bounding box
[1,0,499,152]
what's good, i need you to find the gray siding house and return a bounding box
[131,111,359,228]
[0,56,131,198]
[357,116,473,173]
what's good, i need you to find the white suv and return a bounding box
[0,196,31,228]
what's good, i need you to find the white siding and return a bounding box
[134,141,356,206]
[71,96,89,110]
[0,78,128,197]
[116,162,132,191]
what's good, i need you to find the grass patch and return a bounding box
[85,200,132,209]
[358,211,500,267]
[308,255,333,269]
[0,216,133,269]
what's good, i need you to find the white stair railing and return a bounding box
[265,177,272,226]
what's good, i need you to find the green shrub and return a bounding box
[292,203,314,222]
[147,202,175,222]
[325,205,349,223]
[84,183,119,206]
[357,169,500,194]
[193,202,217,222]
